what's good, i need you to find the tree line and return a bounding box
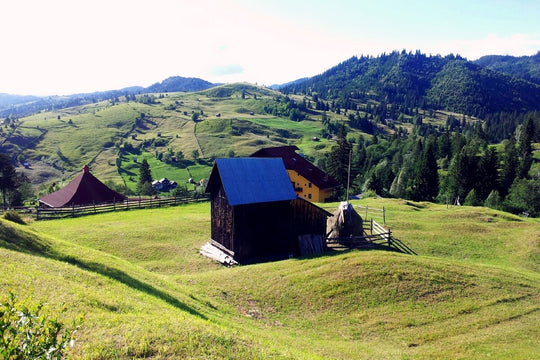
[322,113,540,216]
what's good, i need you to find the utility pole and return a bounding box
[346,148,352,203]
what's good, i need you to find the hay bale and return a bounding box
[327,202,363,238]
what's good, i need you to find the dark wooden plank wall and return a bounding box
[210,186,233,250]
[210,185,330,263]
[232,201,295,263]
[291,198,329,237]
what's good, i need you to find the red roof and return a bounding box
[39,166,127,207]
[251,146,340,190]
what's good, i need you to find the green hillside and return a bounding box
[1,199,539,359]
[475,52,540,85]
[281,51,540,118]
[3,81,485,196]
[3,83,355,192]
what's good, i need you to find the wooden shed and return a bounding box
[205,158,331,264]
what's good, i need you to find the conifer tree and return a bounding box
[137,159,154,195]
[517,117,534,179]
[409,139,438,201]
[0,153,16,209]
[446,147,475,204]
[476,147,498,201]
[485,190,502,210]
[327,124,352,187]
[499,137,518,197]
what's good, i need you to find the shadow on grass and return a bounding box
[0,224,51,255]
[57,255,207,320]
[389,237,417,255]
[0,225,206,320]
[320,237,417,258]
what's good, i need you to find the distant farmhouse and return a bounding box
[39,165,126,207]
[204,158,331,264]
[152,178,178,192]
[251,146,340,202]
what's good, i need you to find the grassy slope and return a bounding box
[2,199,538,359]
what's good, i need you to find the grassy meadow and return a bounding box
[1,198,538,359]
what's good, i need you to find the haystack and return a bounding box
[327,202,364,238]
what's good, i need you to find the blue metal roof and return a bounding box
[212,158,297,206]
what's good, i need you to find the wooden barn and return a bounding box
[205,158,331,264]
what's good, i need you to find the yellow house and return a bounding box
[251,146,340,202]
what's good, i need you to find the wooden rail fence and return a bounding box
[33,195,209,220]
[326,218,392,249]
[321,205,387,225]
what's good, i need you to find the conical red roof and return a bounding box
[39,166,126,207]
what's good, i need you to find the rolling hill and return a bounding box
[1,198,538,359]
[1,83,352,193]
[1,51,539,207]
[0,76,217,119]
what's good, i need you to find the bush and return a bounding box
[503,177,540,217]
[3,211,25,225]
[484,190,502,210]
[362,189,378,199]
[0,291,82,359]
[464,189,481,206]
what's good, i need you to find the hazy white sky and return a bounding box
[1,0,539,95]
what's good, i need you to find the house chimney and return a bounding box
[83,165,90,173]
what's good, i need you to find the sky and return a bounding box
[1,0,539,96]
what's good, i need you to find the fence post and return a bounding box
[370,218,373,235]
[383,206,386,225]
[387,229,392,246]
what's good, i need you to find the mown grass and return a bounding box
[189,252,538,359]
[352,198,539,273]
[30,203,218,275]
[0,220,289,359]
[2,198,534,359]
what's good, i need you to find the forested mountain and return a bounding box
[475,52,540,85]
[280,51,540,118]
[145,76,215,93]
[0,94,40,108]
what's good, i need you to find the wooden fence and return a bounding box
[321,204,387,225]
[326,218,392,249]
[33,195,209,220]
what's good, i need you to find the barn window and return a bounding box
[308,194,312,199]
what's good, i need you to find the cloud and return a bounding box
[211,64,245,77]
[430,33,540,60]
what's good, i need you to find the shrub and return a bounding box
[484,190,502,210]
[464,189,481,206]
[3,211,25,225]
[362,189,378,198]
[0,291,82,359]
